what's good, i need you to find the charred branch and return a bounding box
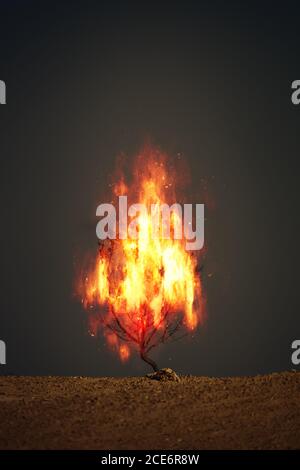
[140,348,158,372]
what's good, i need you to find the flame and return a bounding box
[79,146,204,362]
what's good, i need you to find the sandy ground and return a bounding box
[0,372,299,450]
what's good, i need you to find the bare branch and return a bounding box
[110,307,139,344]
[105,323,132,343]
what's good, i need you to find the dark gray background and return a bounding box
[0,1,299,376]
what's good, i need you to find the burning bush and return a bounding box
[78,146,205,371]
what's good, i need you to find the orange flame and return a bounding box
[79,146,205,362]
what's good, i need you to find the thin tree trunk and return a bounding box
[140,349,158,372]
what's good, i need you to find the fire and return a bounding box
[79,146,205,367]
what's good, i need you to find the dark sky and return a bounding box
[0,1,299,377]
